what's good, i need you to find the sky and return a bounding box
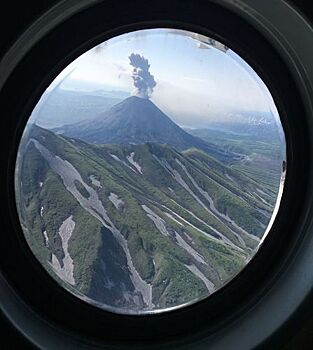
[48,28,280,128]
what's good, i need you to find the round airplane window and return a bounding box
[15,28,286,315]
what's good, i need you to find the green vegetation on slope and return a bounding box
[16,125,280,311]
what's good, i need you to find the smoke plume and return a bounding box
[129,53,157,99]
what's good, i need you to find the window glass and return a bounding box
[15,29,286,314]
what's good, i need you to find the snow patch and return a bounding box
[43,230,49,246]
[175,232,206,264]
[225,213,259,242]
[168,187,175,194]
[253,191,271,206]
[109,192,124,210]
[164,212,184,226]
[110,153,137,173]
[110,153,121,162]
[225,173,234,182]
[256,188,269,197]
[142,205,170,237]
[185,264,215,293]
[89,175,102,188]
[50,216,75,285]
[127,152,142,174]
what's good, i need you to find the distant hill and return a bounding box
[54,96,242,163]
[31,88,125,128]
[186,127,285,191]
[15,125,279,313]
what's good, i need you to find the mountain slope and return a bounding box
[16,126,279,313]
[55,96,241,163]
[186,127,285,193]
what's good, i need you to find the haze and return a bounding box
[44,28,279,128]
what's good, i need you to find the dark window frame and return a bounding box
[0,0,313,349]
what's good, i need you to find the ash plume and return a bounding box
[129,53,157,99]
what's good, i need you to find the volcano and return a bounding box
[55,96,240,162]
